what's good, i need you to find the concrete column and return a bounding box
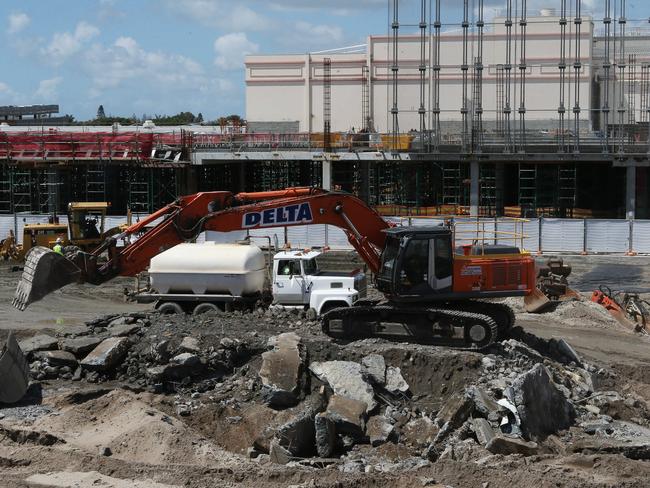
[322,160,332,190]
[626,165,636,220]
[470,160,480,216]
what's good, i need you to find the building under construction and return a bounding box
[1,2,650,219]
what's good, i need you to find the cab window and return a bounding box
[277,260,301,276]
[399,239,429,291]
[435,236,452,279]
[303,258,318,275]
[379,237,400,281]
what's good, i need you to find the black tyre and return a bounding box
[157,302,184,314]
[193,302,223,315]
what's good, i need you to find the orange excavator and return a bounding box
[12,187,536,349]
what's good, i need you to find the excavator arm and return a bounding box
[13,187,391,310]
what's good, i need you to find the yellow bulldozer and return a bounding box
[1,202,130,262]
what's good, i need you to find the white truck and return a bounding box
[131,242,367,316]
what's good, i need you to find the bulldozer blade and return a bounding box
[0,331,29,404]
[524,287,552,313]
[12,246,82,311]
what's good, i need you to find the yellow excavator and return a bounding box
[0,202,130,262]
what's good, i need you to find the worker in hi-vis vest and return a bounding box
[53,237,63,255]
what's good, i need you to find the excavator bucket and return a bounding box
[0,331,29,404]
[524,287,552,313]
[12,246,82,311]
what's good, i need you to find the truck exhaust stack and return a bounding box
[12,246,82,311]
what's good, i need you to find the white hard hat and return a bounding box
[55,237,62,243]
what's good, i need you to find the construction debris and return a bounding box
[4,295,650,486]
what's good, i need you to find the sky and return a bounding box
[0,0,648,121]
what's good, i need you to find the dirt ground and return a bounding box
[3,255,650,487]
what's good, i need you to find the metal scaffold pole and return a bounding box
[558,0,568,153]
[461,0,469,153]
[602,0,612,152]
[504,0,514,152]
[472,0,484,153]
[418,0,427,140]
[391,0,399,155]
[518,0,527,152]
[617,0,627,154]
[573,0,582,154]
[432,0,441,152]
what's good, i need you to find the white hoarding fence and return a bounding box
[1,214,649,255]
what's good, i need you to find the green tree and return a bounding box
[96,105,106,119]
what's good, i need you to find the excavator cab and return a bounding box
[376,227,453,299]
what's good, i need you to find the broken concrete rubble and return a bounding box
[59,336,104,356]
[385,366,409,394]
[259,332,305,408]
[309,361,376,412]
[171,352,200,367]
[471,417,495,446]
[506,363,575,441]
[80,337,130,371]
[361,354,386,385]
[314,413,336,457]
[366,415,395,446]
[179,336,200,354]
[18,335,58,355]
[323,394,366,437]
[34,350,78,368]
[275,408,316,457]
[485,435,539,456]
[108,323,141,337]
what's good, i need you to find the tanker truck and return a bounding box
[130,241,367,317]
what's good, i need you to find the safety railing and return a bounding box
[397,215,529,253]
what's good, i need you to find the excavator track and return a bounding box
[322,303,499,350]
[448,300,516,338]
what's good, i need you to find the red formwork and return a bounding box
[0,131,156,161]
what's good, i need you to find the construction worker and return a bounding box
[53,237,64,255]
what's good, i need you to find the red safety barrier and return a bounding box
[0,131,155,161]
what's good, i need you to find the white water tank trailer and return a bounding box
[149,242,266,296]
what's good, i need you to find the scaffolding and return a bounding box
[518,164,537,216]
[558,163,577,215]
[86,164,106,202]
[323,58,332,152]
[479,163,497,216]
[496,65,505,136]
[361,65,371,131]
[641,63,650,124]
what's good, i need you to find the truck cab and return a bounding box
[272,249,367,315]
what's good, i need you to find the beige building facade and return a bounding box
[245,12,594,133]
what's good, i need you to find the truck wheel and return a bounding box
[157,302,184,315]
[193,303,222,315]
